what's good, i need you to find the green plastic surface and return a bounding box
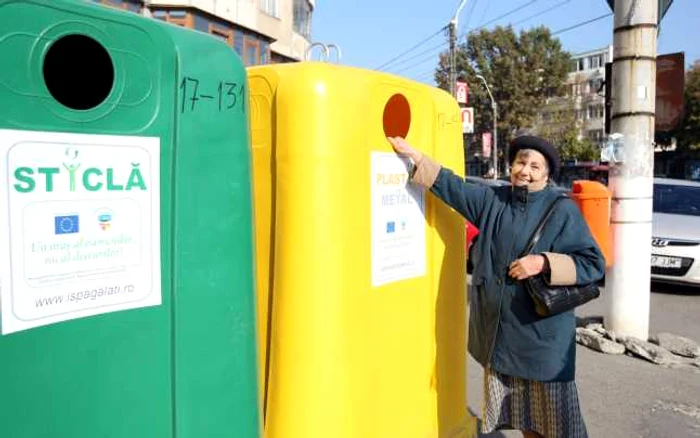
[0,1,261,436]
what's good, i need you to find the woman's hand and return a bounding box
[508,255,546,280]
[387,137,423,164]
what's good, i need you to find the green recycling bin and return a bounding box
[0,1,260,437]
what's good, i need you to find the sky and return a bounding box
[311,0,699,85]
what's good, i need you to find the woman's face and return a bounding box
[510,149,549,191]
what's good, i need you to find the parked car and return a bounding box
[465,175,510,187]
[651,178,700,286]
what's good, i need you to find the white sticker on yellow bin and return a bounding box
[371,151,426,287]
[0,129,161,335]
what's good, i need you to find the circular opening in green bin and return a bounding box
[43,34,114,111]
[383,93,411,138]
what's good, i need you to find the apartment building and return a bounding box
[537,45,612,145]
[92,0,314,65]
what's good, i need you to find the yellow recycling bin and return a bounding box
[248,62,472,438]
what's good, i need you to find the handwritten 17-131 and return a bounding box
[179,77,245,114]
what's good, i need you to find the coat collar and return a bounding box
[510,185,549,206]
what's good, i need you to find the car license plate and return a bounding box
[651,255,683,268]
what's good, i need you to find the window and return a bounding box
[209,24,233,47]
[259,0,279,17]
[151,9,192,28]
[571,83,583,96]
[293,0,313,39]
[260,41,270,64]
[588,79,603,94]
[588,104,604,119]
[590,54,602,69]
[582,81,590,95]
[588,129,604,143]
[244,38,260,66]
[125,1,140,13]
[97,0,125,9]
[271,52,294,64]
[234,31,245,57]
[96,0,139,11]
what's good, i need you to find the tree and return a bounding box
[435,25,571,144]
[676,60,700,151]
[533,97,600,162]
[560,137,600,162]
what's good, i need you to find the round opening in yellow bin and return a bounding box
[383,93,411,138]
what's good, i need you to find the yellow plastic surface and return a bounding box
[248,62,472,438]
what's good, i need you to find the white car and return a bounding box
[651,178,700,286]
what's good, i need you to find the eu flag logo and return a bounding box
[386,221,395,233]
[55,215,79,235]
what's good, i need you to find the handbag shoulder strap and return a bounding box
[519,195,567,257]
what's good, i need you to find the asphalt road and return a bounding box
[467,282,700,437]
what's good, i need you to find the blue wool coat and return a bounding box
[430,168,605,382]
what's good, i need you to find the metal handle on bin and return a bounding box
[305,42,329,62]
[326,44,342,63]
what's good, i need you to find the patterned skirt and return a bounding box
[481,367,588,438]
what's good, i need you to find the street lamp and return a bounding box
[449,0,468,96]
[476,74,498,179]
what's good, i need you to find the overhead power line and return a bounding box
[393,12,613,79]
[392,52,443,75]
[385,1,544,73]
[475,0,492,28]
[381,1,610,77]
[378,0,543,72]
[374,26,447,71]
[412,69,438,81]
[552,12,612,35]
[461,0,481,33]
[510,0,572,27]
[383,42,446,72]
[479,0,540,28]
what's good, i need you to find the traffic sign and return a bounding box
[461,107,474,134]
[606,0,673,24]
[455,81,468,104]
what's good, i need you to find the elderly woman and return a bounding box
[388,135,605,438]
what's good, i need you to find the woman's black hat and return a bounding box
[508,135,560,173]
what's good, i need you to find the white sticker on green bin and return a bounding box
[371,151,426,287]
[0,129,162,335]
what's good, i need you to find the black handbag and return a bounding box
[520,195,601,317]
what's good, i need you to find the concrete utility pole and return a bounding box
[476,74,498,179]
[449,0,468,96]
[605,0,658,341]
